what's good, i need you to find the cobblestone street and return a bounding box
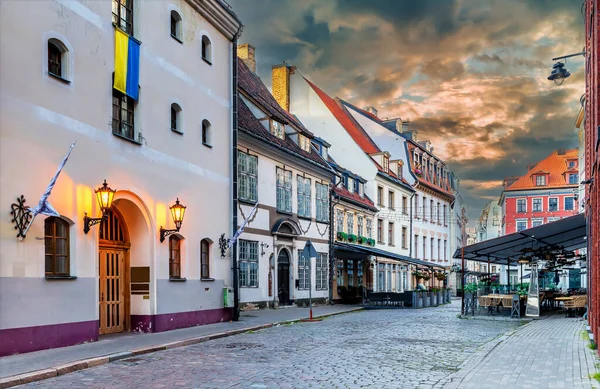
[18,303,526,389]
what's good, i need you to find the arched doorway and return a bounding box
[98,208,130,335]
[277,249,291,306]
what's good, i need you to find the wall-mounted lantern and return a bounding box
[160,198,186,242]
[83,180,116,234]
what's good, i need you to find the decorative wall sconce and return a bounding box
[10,195,32,239]
[218,233,230,257]
[160,198,186,242]
[261,242,270,256]
[83,180,116,234]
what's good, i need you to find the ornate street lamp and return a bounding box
[547,62,571,86]
[83,179,116,234]
[160,198,186,242]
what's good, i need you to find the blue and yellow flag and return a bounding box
[114,29,140,100]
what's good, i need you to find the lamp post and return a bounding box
[160,198,187,242]
[83,180,116,234]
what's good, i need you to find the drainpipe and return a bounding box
[231,31,241,321]
[328,176,342,304]
[409,192,416,258]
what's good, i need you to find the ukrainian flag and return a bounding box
[114,29,140,100]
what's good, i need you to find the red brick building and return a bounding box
[500,149,580,235]
[584,0,600,345]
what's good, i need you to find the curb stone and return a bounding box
[0,307,363,389]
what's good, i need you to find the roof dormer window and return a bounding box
[348,177,354,193]
[383,155,389,173]
[535,175,547,186]
[567,160,577,169]
[359,182,364,197]
[270,120,284,139]
[398,161,403,180]
[299,134,311,152]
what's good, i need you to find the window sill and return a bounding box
[201,278,215,282]
[388,244,395,247]
[169,277,187,282]
[276,209,293,216]
[45,275,77,280]
[171,128,184,135]
[202,57,212,66]
[239,199,258,206]
[171,34,183,44]
[240,285,259,288]
[298,215,312,221]
[316,219,330,224]
[48,72,71,84]
[202,142,213,148]
[112,131,143,146]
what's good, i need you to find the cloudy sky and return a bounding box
[229,0,585,223]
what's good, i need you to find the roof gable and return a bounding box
[506,149,579,190]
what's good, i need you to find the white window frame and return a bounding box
[239,240,258,287]
[517,198,527,213]
[316,253,328,291]
[299,134,311,152]
[297,250,309,290]
[297,175,311,218]
[564,196,575,211]
[532,219,543,227]
[238,152,258,203]
[315,183,329,222]
[532,198,543,212]
[568,173,579,185]
[516,219,528,232]
[535,175,546,186]
[276,168,292,213]
[271,120,285,139]
[366,218,373,239]
[357,215,364,236]
[336,209,344,233]
[347,213,354,235]
[548,197,559,212]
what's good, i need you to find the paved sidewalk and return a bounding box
[441,314,599,389]
[0,305,360,388]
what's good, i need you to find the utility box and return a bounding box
[223,287,234,307]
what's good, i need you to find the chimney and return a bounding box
[365,106,378,117]
[557,148,566,155]
[237,43,256,73]
[272,62,296,111]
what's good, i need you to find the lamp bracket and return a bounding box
[219,233,230,258]
[10,195,32,239]
[160,227,180,243]
[552,51,586,61]
[83,212,106,234]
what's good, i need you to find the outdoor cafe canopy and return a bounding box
[452,214,587,265]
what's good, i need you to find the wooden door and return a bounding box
[99,248,125,334]
[277,263,290,305]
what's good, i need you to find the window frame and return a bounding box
[516,220,528,232]
[270,120,285,139]
[170,10,182,43]
[239,240,259,287]
[202,119,212,147]
[357,215,364,237]
[297,175,312,219]
[44,217,70,276]
[377,219,384,243]
[169,235,182,279]
[201,239,210,279]
[402,196,408,215]
[112,88,137,143]
[48,40,63,79]
[388,221,394,246]
[276,167,292,213]
[366,218,373,239]
[388,190,395,210]
[112,0,134,36]
[516,198,527,213]
[201,35,212,65]
[535,175,547,186]
[315,182,329,223]
[238,151,258,203]
[347,212,354,235]
[171,103,182,134]
[315,253,328,291]
[532,198,543,212]
[377,186,384,206]
[297,250,310,290]
[548,197,559,212]
[401,226,407,249]
[564,196,575,211]
[568,173,579,185]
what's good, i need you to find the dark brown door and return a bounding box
[277,250,290,305]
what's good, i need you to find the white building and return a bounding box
[236,51,335,308]
[0,0,241,356]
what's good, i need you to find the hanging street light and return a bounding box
[547,62,571,86]
[160,198,187,242]
[83,179,116,234]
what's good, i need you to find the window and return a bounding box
[199,119,212,146]
[414,235,419,257]
[45,217,70,275]
[201,35,212,64]
[299,134,311,152]
[532,198,542,212]
[402,196,408,214]
[347,213,354,235]
[358,182,364,197]
[276,168,292,213]
[564,197,575,211]
[201,239,210,279]
[336,210,344,233]
[568,160,576,168]
[239,240,258,287]
[388,191,395,209]
[271,120,284,139]
[297,176,312,218]
[357,215,364,236]
[437,239,441,261]
[357,262,363,286]
[398,163,403,180]
[315,183,329,222]
[386,264,392,292]
[414,195,419,218]
[169,235,181,279]
[388,222,394,245]
[377,186,383,206]
[353,179,360,194]
[422,196,427,220]
[238,152,258,203]
[47,39,70,81]
[444,240,447,261]
[532,219,543,227]
[437,202,440,223]
[517,199,527,213]
[535,175,547,186]
[569,173,579,184]
[443,204,447,225]
[383,156,389,173]
[316,253,328,290]
[171,103,182,133]
[112,89,135,141]
[337,260,344,287]
[112,0,134,35]
[347,260,354,287]
[170,11,182,41]
[430,238,435,260]
[377,219,384,243]
[549,197,558,212]
[516,220,527,232]
[401,226,407,248]
[347,177,353,193]
[423,238,426,260]
[378,264,385,292]
[430,199,434,222]
[298,250,309,290]
[366,219,373,238]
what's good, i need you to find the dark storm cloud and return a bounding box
[229,0,585,223]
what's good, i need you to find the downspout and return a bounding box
[328,175,342,304]
[231,28,242,321]
[409,192,416,258]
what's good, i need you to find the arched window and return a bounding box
[171,103,182,133]
[170,10,182,42]
[169,235,181,279]
[48,38,69,81]
[202,119,212,146]
[201,239,210,279]
[201,35,212,64]
[44,217,70,276]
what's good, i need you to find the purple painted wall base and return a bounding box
[132,308,233,333]
[0,320,99,357]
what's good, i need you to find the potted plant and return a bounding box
[422,273,431,282]
[336,231,348,242]
[415,168,423,177]
[367,238,376,247]
[431,287,439,305]
[347,234,358,243]
[357,235,366,244]
[412,270,423,280]
[464,282,478,301]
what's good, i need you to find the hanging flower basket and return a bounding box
[412,270,423,279]
[336,231,348,242]
[422,274,431,281]
[367,238,376,247]
[435,272,447,281]
[357,235,367,244]
[348,234,358,243]
[415,168,423,177]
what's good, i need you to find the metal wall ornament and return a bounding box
[218,233,230,257]
[159,198,187,243]
[84,180,116,234]
[10,195,32,239]
[261,242,270,256]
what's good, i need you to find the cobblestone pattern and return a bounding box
[19,303,519,389]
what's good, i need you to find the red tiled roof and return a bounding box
[238,59,313,137]
[333,186,378,211]
[304,77,380,154]
[237,97,330,170]
[506,149,579,190]
[406,142,454,197]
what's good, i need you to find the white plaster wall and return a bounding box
[0,0,233,329]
